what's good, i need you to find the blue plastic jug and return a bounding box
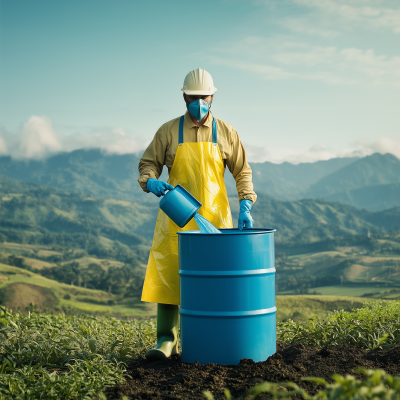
[178,228,276,365]
[159,184,202,228]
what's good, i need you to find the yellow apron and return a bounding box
[141,115,233,305]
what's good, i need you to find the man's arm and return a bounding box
[138,129,168,192]
[225,129,257,204]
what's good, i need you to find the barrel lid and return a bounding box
[177,228,276,236]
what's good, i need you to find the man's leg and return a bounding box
[146,303,179,360]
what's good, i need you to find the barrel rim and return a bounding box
[178,228,276,236]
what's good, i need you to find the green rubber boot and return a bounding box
[146,303,179,360]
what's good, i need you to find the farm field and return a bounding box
[0,262,373,322]
[275,294,372,321]
[1,301,400,399]
[310,284,400,298]
[276,233,400,295]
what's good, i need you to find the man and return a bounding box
[138,68,257,360]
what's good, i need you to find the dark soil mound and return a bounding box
[106,343,400,400]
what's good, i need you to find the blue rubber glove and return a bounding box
[238,199,254,230]
[146,179,174,197]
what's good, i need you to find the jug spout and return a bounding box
[159,184,202,228]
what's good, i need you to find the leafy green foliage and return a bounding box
[40,262,144,295]
[278,300,400,350]
[0,359,122,400]
[0,305,157,399]
[203,369,400,399]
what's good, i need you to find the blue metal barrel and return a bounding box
[178,228,276,365]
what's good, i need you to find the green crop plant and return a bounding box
[0,305,157,399]
[203,369,400,399]
[1,300,400,399]
[277,300,400,350]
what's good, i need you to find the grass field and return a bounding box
[1,301,400,399]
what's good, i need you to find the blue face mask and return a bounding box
[186,99,210,121]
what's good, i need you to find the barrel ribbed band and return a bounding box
[179,306,277,318]
[179,268,276,277]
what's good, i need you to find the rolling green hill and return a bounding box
[2,173,400,305]
[0,174,153,296]
[3,173,399,248]
[0,262,154,317]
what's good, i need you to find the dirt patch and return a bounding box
[0,282,58,311]
[105,343,400,400]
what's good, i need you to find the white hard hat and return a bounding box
[181,68,217,95]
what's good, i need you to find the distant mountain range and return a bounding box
[0,150,148,202]
[227,152,400,211]
[1,150,399,211]
[1,174,399,246]
[304,153,400,198]
[225,156,358,200]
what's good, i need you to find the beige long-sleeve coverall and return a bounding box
[138,111,257,203]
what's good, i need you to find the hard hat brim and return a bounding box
[182,88,217,95]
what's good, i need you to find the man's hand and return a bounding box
[238,199,254,230]
[146,179,174,197]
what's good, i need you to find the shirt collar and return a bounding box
[184,111,213,129]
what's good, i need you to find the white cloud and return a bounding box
[280,18,340,39]
[263,143,340,164]
[272,44,400,86]
[211,37,400,86]
[65,127,142,155]
[1,117,398,166]
[242,143,271,163]
[210,56,296,80]
[342,137,400,159]
[287,0,400,35]
[0,135,7,156]
[18,116,62,160]
[0,116,145,160]
[260,137,400,164]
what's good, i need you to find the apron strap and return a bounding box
[212,117,217,144]
[179,115,218,145]
[179,116,184,144]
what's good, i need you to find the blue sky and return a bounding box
[1,0,399,163]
